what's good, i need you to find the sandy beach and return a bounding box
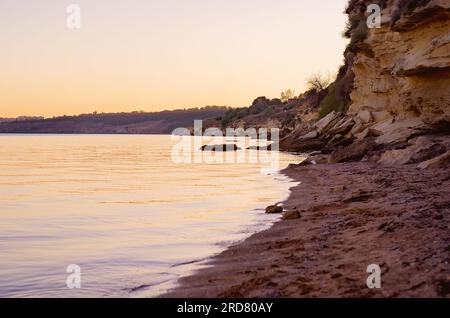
[165,162,450,298]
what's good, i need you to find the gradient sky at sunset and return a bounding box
[0,0,349,117]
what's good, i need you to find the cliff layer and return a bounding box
[281,0,450,169]
[349,0,450,130]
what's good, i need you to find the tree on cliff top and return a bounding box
[281,89,296,103]
[306,73,331,92]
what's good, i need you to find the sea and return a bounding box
[0,134,300,297]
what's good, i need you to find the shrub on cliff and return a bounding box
[346,19,368,53]
[342,15,361,39]
[221,107,249,127]
[335,64,355,108]
[318,84,346,119]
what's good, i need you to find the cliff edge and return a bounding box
[280,0,450,170]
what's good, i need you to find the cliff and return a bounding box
[348,0,449,133]
[280,0,450,169]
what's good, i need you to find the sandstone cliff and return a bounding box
[348,0,449,136]
[281,0,450,169]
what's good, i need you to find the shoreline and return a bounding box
[164,162,450,298]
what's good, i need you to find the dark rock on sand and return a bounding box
[436,278,450,297]
[282,209,301,220]
[265,205,283,214]
[329,138,379,163]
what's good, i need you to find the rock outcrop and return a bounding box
[280,0,449,169]
[348,0,450,134]
[378,136,447,165]
[417,150,450,169]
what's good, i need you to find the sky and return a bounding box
[0,0,349,117]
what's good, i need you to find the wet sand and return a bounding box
[165,162,450,298]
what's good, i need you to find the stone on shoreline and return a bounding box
[265,205,283,214]
[329,138,379,163]
[282,209,301,220]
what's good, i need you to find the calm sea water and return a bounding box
[0,134,299,298]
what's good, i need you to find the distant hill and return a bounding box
[0,107,228,134]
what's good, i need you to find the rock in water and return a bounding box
[200,144,241,152]
[265,205,283,214]
[246,144,274,151]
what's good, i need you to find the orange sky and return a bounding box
[0,0,349,117]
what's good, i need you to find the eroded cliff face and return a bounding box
[280,0,450,168]
[348,0,450,130]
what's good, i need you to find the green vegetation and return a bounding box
[352,20,368,43]
[346,19,368,53]
[220,96,284,128]
[318,83,346,119]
